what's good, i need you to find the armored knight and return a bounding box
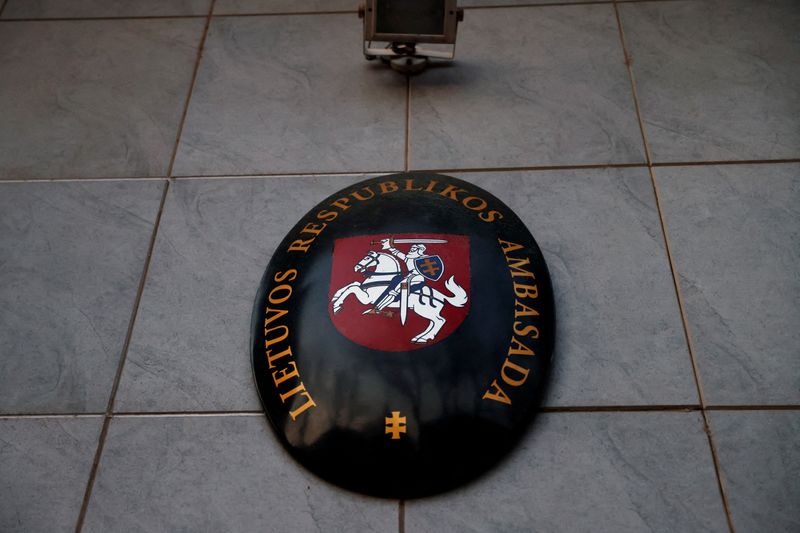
[373,238,429,313]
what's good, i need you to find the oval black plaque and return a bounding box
[251,173,554,498]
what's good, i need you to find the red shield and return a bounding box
[328,234,471,351]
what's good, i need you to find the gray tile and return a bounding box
[461,0,587,5]
[710,410,800,533]
[0,181,165,413]
[213,0,589,15]
[409,5,645,170]
[619,0,800,163]
[406,412,728,533]
[82,415,396,532]
[0,416,102,533]
[173,15,405,176]
[0,19,205,179]
[657,164,800,405]
[214,0,356,15]
[462,169,697,406]
[115,175,365,412]
[2,0,210,18]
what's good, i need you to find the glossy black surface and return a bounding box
[251,173,555,498]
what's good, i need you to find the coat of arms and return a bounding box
[329,233,470,350]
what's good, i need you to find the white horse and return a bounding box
[331,251,468,344]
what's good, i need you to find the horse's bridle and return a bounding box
[356,251,400,277]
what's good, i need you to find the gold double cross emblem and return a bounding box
[385,411,407,440]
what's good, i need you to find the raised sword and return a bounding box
[370,238,448,245]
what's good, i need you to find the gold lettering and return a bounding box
[288,238,313,253]
[268,284,292,305]
[288,390,317,420]
[439,185,467,201]
[279,382,306,402]
[350,187,375,201]
[482,241,544,407]
[508,336,535,357]
[301,221,327,236]
[500,359,530,386]
[265,325,289,348]
[513,322,539,339]
[405,179,422,192]
[379,181,399,194]
[506,256,535,278]
[498,239,524,254]
[479,210,503,223]
[264,307,288,326]
[424,180,439,192]
[272,361,300,386]
[482,379,512,405]
[274,269,297,283]
[514,299,540,318]
[513,282,538,299]
[317,209,337,222]
[462,196,487,211]
[266,346,292,369]
[330,197,351,210]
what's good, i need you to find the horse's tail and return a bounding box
[443,276,468,307]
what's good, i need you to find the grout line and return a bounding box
[413,162,646,173]
[0,14,207,22]
[539,405,700,413]
[73,180,171,533]
[174,171,394,180]
[668,261,738,532]
[465,1,612,9]
[73,5,214,530]
[213,10,356,18]
[0,11,358,22]
[613,3,652,166]
[0,413,105,420]
[113,410,264,417]
[0,11,354,22]
[404,75,411,172]
[163,163,648,177]
[704,405,800,411]
[0,176,166,183]
[71,1,217,520]
[653,158,800,168]
[166,0,216,179]
[3,405,798,421]
[0,172,384,183]
[0,0,700,23]
[614,3,736,532]
[459,0,682,9]
[2,158,797,183]
[176,170,396,179]
[399,500,405,533]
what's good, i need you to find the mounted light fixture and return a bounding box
[359,0,464,73]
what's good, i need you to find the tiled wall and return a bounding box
[1,1,797,532]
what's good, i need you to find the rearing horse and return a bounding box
[331,251,468,344]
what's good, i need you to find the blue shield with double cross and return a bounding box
[415,255,445,281]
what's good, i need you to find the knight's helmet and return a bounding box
[409,244,427,256]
